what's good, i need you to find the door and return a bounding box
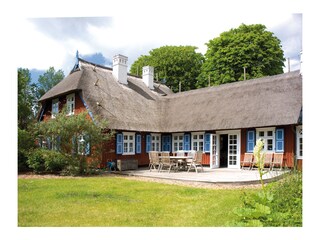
[228,133,240,168]
[210,134,219,168]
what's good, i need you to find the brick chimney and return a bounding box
[112,54,128,84]
[142,66,154,90]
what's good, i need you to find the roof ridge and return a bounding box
[166,70,301,98]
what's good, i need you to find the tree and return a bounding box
[130,46,204,92]
[197,24,285,87]
[18,68,37,129]
[31,107,112,175]
[37,67,65,98]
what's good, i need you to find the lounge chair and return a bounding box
[241,153,253,170]
[271,153,284,170]
[264,152,273,170]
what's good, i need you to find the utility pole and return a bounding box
[243,67,246,80]
[208,75,211,87]
[179,81,181,92]
[288,58,291,72]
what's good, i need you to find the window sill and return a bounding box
[122,152,135,155]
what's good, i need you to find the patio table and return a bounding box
[159,156,192,171]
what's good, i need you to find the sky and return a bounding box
[15,9,302,83]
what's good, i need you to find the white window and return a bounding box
[67,93,75,115]
[123,132,135,155]
[52,98,59,118]
[172,133,184,152]
[256,128,275,152]
[192,132,204,151]
[296,125,303,158]
[151,134,161,151]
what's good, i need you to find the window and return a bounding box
[52,98,59,118]
[123,132,135,154]
[256,128,275,152]
[191,132,204,151]
[172,133,184,152]
[296,126,303,158]
[151,134,161,151]
[67,93,75,115]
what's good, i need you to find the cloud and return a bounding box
[17,12,302,79]
[270,14,302,71]
[29,17,113,42]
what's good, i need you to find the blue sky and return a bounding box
[16,11,302,83]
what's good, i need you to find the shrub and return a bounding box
[27,148,68,173]
[232,171,302,227]
[18,128,35,172]
[27,149,46,173]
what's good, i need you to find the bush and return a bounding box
[232,171,302,227]
[27,148,68,173]
[27,149,46,173]
[18,128,35,172]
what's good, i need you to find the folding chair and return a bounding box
[148,151,160,171]
[187,151,204,173]
[271,153,284,170]
[264,152,273,170]
[159,151,175,173]
[241,153,253,170]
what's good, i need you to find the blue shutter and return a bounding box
[183,133,191,151]
[146,134,151,153]
[116,133,123,154]
[162,135,171,152]
[204,133,211,153]
[247,130,255,152]
[136,134,141,154]
[275,128,284,152]
[84,135,90,155]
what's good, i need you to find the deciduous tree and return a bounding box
[197,24,285,87]
[130,46,204,92]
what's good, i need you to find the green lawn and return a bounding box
[18,176,253,226]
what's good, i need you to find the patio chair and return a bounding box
[187,151,204,173]
[176,150,185,157]
[159,151,175,173]
[148,151,160,171]
[271,153,284,170]
[264,152,273,170]
[241,153,253,170]
[176,150,186,170]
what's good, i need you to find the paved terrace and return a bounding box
[116,167,287,185]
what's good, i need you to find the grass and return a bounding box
[18,176,254,226]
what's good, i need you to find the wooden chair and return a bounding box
[159,151,175,173]
[176,150,186,170]
[271,153,284,170]
[187,151,204,173]
[264,152,273,170]
[148,151,160,171]
[241,153,253,170]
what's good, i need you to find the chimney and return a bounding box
[142,66,154,90]
[112,54,128,84]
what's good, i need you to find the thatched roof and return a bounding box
[40,58,302,132]
[161,71,302,132]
